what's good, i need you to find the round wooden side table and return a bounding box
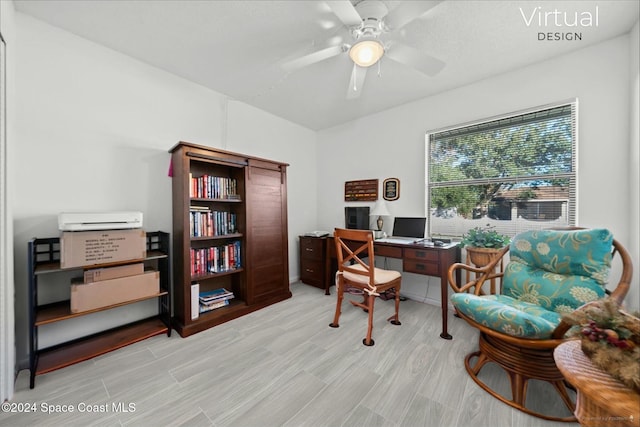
[554,340,640,427]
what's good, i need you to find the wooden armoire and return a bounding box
[169,141,290,337]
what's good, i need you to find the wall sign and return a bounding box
[383,178,400,201]
[344,179,378,201]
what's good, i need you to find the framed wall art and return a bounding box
[344,179,378,201]
[383,178,400,201]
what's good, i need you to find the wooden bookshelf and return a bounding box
[169,141,291,337]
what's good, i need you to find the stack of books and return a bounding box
[189,206,237,237]
[189,174,238,200]
[190,241,242,277]
[199,288,235,313]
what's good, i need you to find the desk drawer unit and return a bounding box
[300,258,324,288]
[375,244,403,258]
[403,248,440,276]
[299,236,326,289]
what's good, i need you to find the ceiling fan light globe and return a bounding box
[349,40,384,67]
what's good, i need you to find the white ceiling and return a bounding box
[13,0,640,130]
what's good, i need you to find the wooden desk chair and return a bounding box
[447,228,633,421]
[329,228,402,346]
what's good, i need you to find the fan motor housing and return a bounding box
[354,0,388,21]
[352,0,388,40]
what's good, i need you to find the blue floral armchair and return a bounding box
[447,228,633,421]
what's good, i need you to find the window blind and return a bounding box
[426,101,577,239]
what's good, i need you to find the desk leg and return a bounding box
[440,272,452,340]
[440,266,460,340]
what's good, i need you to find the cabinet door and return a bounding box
[245,160,290,303]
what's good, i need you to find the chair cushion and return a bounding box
[343,264,401,285]
[503,229,612,313]
[451,294,562,338]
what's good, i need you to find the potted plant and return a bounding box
[460,224,510,267]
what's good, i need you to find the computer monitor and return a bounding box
[392,217,426,239]
[345,207,370,230]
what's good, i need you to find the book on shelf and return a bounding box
[189,208,237,237]
[199,287,234,302]
[190,240,242,276]
[191,283,200,320]
[199,288,235,314]
[199,298,230,313]
[190,175,239,200]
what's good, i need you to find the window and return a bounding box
[426,101,577,239]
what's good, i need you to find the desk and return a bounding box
[299,236,461,339]
[554,340,640,427]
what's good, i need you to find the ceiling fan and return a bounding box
[282,0,446,99]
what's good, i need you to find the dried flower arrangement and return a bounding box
[562,297,640,391]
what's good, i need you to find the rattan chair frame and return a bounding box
[447,230,633,422]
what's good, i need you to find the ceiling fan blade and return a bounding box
[385,42,445,77]
[346,64,367,100]
[326,0,362,27]
[384,0,442,30]
[282,45,345,73]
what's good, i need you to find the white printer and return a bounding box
[58,211,143,231]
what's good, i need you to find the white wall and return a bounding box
[12,13,317,369]
[1,0,17,403]
[225,101,318,282]
[318,34,639,310]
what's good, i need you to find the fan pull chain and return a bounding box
[352,65,358,91]
[377,60,382,77]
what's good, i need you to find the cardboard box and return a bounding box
[71,270,160,313]
[61,229,146,268]
[83,262,144,283]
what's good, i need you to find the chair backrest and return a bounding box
[333,228,376,288]
[503,228,615,313]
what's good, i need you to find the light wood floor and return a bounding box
[2,282,577,426]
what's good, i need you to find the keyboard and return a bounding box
[376,238,417,244]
